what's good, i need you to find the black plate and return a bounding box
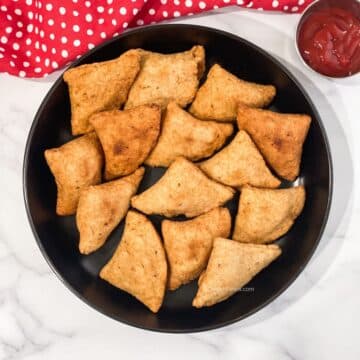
[23,24,332,333]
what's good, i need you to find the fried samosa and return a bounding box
[44,133,103,216]
[100,211,167,313]
[64,49,141,135]
[237,105,311,181]
[199,131,281,189]
[146,102,233,167]
[192,238,281,308]
[163,207,231,290]
[125,46,205,110]
[76,167,144,255]
[189,64,276,121]
[233,186,305,244]
[90,105,161,180]
[131,157,235,218]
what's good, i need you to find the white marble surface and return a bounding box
[0,7,359,359]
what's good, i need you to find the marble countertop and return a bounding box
[0,7,359,360]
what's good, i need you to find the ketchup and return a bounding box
[298,7,360,77]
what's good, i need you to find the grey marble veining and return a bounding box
[0,8,359,360]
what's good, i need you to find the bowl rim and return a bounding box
[22,23,334,333]
[295,0,360,79]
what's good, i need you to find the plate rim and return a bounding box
[22,24,334,333]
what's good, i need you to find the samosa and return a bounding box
[131,157,235,218]
[192,238,281,308]
[100,211,167,313]
[146,102,233,167]
[76,167,144,255]
[233,186,305,244]
[199,131,281,189]
[189,64,276,121]
[237,105,311,181]
[64,49,141,135]
[163,207,231,290]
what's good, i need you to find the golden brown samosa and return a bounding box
[189,64,276,121]
[125,46,205,110]
[192,238,281,308]
[131,157,235,218]
[90,105,161,180]
[233,186,305,244]
[237,105,311,181]
[63,50,141,135]
[146,102,233,167]
[44,133,103,216]
[163,207,231,290]
[100,211,167,313]
[76,167,144,255]
[199,131,280,189]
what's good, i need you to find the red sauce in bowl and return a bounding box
[298,7,360,77]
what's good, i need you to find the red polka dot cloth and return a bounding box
[0,0,313,78]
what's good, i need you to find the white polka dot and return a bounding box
[5,27,13,34]
[283,5,289,10]
[6,14,12,21]
[46,19,53,26]
[45,3,52,11]
[19,70,26,77]
[246,1,253,7]
[49,33,55,40]
[73,25,80,32]
[136,19,144,25]
[51,48,56,54]
[73,39,81,47]
[11,54,17,59]
[45,58,50,66]
[292,6,299,12]
[108,7,114,14]
[41,44,47,52]
[149,8,155,15]
[213,5,219,9]
[35,41,40,49]
[131,0,136,2]
[10,61,15,67]
[61,36,67,44]
[61,22,66,29]
[34,67,42,73]
[40,30,45,38]
[59,7,66,15]
[25,38,31,45]
[100,32,106,38]
[0,5,7,11]
[123,22,128,28]
[13,43,20,50]
[23,61,30,67]
[88,43,95,49]
[39,13,43,21]
[174,0,180,5]
[35,56,40,62]
[14,9,22,16]
[98,18,104,24]
[120,7,127,15]
[34,27,39,35]
[272,0,279,7]
[1,36,8,44]
[160,0,167,4]
[15,31,23,38]
[37,2,42,9]
[298,0,304,4]
[112,19,117,26]
[0,53,4,59]
[237,0,244,4]
[85,1,91,7]
[163,10,168,17]
[27,11,33,19]
[25,0,32,5]
[113,32,119,37]
[223,0,230,3]
[107,0,113,3]
[133,8,138,15]
[52,61,58,68]
[73,10,79,16]
[73,0,78,3]
[85,13,92,22]
[185,0,192,7]
[27,24,34,32]
[17,21,23,28]
[174,11,181,17]
[97,6,104,13]
[26,50,31,56]
[199,1,206,9]
[87,29,94,35]
[61,49,68,58]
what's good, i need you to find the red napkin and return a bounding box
[0,0,313,78]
